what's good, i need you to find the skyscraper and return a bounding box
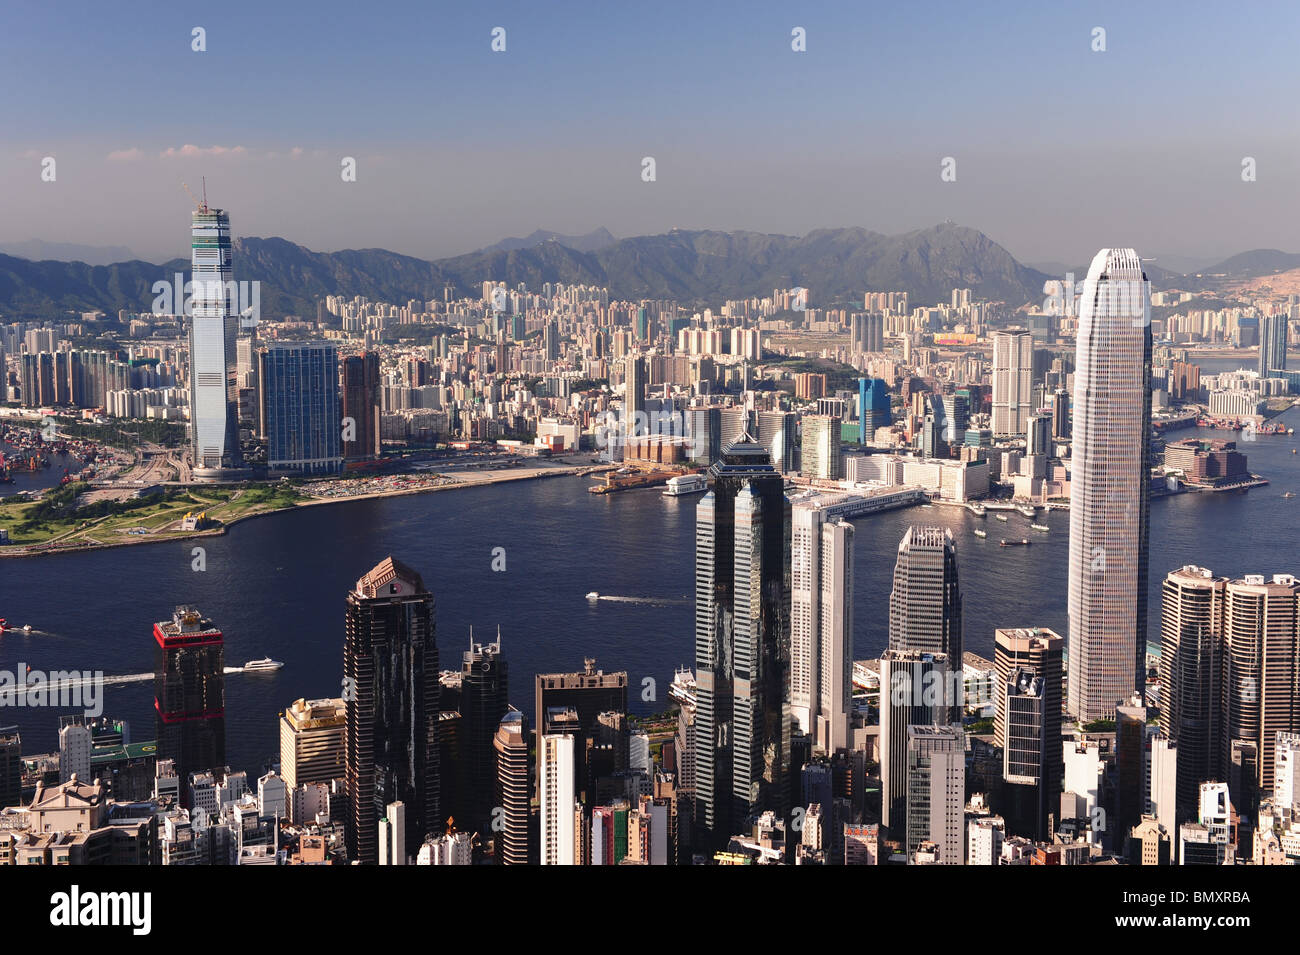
[801,415,842,480]
[1160,565,1226,821]
[341,351,381,461]
[533,660,627,805]
[153,606,226,797]
[992,329,1034,437]
[993,627,1063,840]
[1067,248,1152,723]
[539,733,577,865]
[460,632,509,833]
[493,709,531,865]
[888,526,963,721]
[905,724,964,864]
[344,556,441,864]
[280,697,346,790]
[693,435,792,847]
[260,342,342,474]
[878,649,952,835]
[1222,573,1300,797]
[188,202,242,476]
[858,377,890,444]
[790,503,853,754]
[624,355,646,436]
[756,410,798,474]
[1259,312,1288,377]
[0,727,22,811]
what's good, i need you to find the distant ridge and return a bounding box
[479,227,617,254]
[2,224,1288,321]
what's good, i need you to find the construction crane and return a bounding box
[181,176,209,214]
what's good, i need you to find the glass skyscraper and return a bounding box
[260,341,342,474]
[692,435,791,847]
[188,204,242,475]
[1067,248,1152,723]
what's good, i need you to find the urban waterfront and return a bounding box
[2,410,1297,775]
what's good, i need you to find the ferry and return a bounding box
[242,657,284,672]
[663,474,708,497]
[967,503,987,517]
[1031,523,1050,532]
[586,591,600,601]
[996,513,1009,522]
[1000,538,1032,547]
[1016,505,1037,518]
[973,528,988,538]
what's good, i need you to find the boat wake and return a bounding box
[590,595,690,607]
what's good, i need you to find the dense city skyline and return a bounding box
[1,11,1297,937]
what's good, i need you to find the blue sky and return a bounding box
[3,0,1298,264]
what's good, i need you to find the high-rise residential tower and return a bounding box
[188,202,242,476]
[790,503,853,754]
[1067,248,1152,723]
[992,329,1034,437]
[1259,312,1288,377]
[344,556,441,864]
[493,709,531,865]
[539,733,577,865]
[693,435,792,847]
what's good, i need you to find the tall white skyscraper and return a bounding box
[1067,249,1152,723]
[991,329,1034,437]
[539,733,576,865]
[188,202,242,475]
[790,504,853,753]
[905,724,965,865]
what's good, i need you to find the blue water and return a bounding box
[2,407,1298,775]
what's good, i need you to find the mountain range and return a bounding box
[0,223,1293,322]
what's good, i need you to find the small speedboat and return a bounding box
[586,591,600,601]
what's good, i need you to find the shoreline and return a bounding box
[0,462,608,559]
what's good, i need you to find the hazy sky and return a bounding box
[3,0,1299,266]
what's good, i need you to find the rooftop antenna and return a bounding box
[202,176,208,211]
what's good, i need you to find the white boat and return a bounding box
[663,474,708,497]
[586,591,600,601]
[973,528,987,538]
[996,513,1008,522]
[243,657,284,671]
[967,503,987,517]
[1031,523,1049,532]
[1017,505,1036,518]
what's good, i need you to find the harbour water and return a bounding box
[2,408,1297,775]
